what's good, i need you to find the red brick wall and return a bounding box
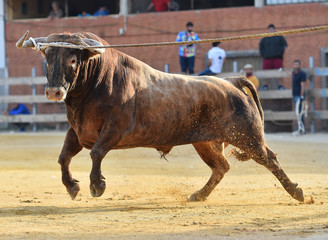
[7,3,328,77]
[5,3,328,117]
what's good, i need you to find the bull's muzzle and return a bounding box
[45,87,66,102]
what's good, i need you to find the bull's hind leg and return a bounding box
[58,127,83,199]
[252,145,304,202]
[231,139,304,202]
[189,141,230,201]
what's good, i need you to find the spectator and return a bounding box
[176,22,200,75]
[170,0,179,11]
[198,42,226,76]
[259,24,287,90]
[78,11,91,18]
[146,0,171,12]
[48,1,64,19]
[243,64,259,96]
[292,59,308,135]
[94,6,109,16]
[8,103,31,132]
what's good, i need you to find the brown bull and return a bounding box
[16,31,304,202]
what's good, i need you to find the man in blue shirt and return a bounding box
[292,60,307,134]
[94,6,109,16]
[9,103,30,132]
[9,103,30,115]
[176,22,200,74]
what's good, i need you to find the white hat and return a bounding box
[243,64,253,69]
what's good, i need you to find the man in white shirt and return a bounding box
[198,42,226,76]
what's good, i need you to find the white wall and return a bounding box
[0,0,9,121]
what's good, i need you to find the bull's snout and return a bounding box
[45,87,66,101]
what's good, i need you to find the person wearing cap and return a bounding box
[176,22,200,74]
[259,24,287,90]
[243,64,259,96]
[198,42,226,76]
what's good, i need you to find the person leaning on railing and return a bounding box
[3,103,31,132]
[259,24,287,90]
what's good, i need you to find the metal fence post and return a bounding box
[309,56,315,133]
[164,64,170,73]
[233,61,238,73]
[32,67,37,132]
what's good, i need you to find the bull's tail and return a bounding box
[225,76,264,125]
[228,148,250,161]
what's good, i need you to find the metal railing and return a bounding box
[0,67,328,132]
[266,0,328,5]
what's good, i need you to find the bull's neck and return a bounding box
[65,54,111,107]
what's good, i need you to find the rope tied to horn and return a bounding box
[28,37,39,51]
[16,31,105,54]
[28,37,88,51]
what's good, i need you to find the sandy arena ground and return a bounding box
[0,132,327,240]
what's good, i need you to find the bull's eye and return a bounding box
[68,57,78,69]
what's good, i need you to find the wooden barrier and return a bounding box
[0,76,47,85]
[217,67,328,79]
[0,114,67,123]
[258,89,328,122]
[0,67,327,131]
[218,67,328,126]
[258,90,291,99]
[263,110,297,121]
[0,76,67,128]
[306,88,328,99]
[0,95,51,104]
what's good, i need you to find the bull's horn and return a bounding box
[82,38,106,54]
[16,30,47,49]
[16,30,30,48]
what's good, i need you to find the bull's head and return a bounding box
[16,31,105,102]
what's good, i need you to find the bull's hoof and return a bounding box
[67,181,80,200]
[188,191,207,202]
[90,180,106,197]
[292,187,304,202]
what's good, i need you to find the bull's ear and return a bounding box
[87,47,105,55]
[86,49,103,60]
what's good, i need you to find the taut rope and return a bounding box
[36,25,328,49]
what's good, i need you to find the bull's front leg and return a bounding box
[190,141,230,201]
[89,146,107,197]
[89,128,121,198]
[58,127,83,199]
